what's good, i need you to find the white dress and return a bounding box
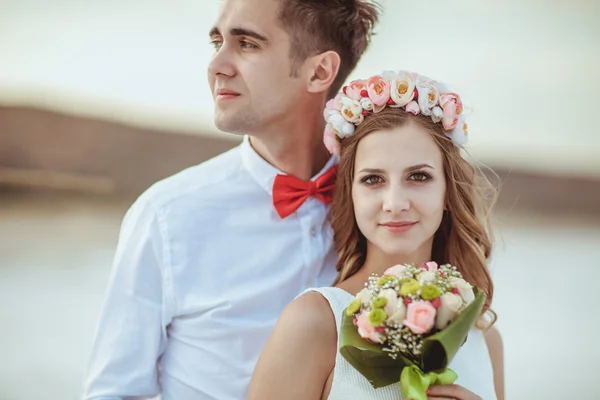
[302,287,498,400]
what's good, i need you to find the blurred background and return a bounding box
[1,0,599,399]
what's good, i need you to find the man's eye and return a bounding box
[240,40,258,49]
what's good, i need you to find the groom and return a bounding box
[84,0,380,399]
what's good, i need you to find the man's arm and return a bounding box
[84,194,175,399]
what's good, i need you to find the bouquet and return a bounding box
[340,262,485,400]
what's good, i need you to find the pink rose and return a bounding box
[346,79,368,101]
[366,75,391,106]
[384,264,407,277]
[439,93,463,130]
[405,101,420,115]
[323,124,340,156]
[403,301,437,334]
[356,311,383,343]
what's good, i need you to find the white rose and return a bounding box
[449,276,475,305]
[390,70,416,107]
[416,76,440,116]
[387,301,407,325]
[378,288,398,317]
[431,106,443,123]
[328,112,355,138]
[417,271,437,285]
[356,288,373,306]
[359,97,374,111]
[435,292,463,330]
[339,97,364,124]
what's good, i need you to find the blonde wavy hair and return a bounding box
[330,107,497,324]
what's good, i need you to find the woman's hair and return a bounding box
[330,107,497,322]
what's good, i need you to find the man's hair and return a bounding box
[278,0,381,98]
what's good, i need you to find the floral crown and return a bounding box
[323,70,468,156]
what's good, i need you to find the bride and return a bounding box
[247,71,504,400]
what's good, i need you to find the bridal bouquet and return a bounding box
[340,262,485,400]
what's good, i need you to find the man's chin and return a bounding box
[214,112,258,136]
[214,116,243,135]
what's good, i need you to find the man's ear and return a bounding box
[305,50,341,94]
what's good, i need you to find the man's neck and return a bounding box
[248,111,331,181]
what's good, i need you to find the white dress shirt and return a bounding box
[84,135,338,400]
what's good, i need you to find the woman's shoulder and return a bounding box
[263,291,339,379]
[278,291,338,341]
[247,293,338,399]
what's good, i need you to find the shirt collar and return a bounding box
[240,135,338,196]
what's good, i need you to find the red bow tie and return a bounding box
[272,165,337,219]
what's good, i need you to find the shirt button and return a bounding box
[310,228,316,236]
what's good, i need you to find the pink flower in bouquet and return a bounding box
[425,261,438,271]
[403,301,437,334]
[384,264,407,277]
[356,311,383,343]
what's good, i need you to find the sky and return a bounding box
[0,0,599,176]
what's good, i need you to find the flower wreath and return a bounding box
[323,70,469,156]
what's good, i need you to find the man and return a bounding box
[84,0,380,398]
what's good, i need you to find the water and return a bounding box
[1,192,598,399]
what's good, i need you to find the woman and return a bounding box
[248,71,504,400]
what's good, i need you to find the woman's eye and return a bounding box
[362,175,383,185]
[409,172,431,182]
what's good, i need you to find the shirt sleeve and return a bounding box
[83,193,175,399]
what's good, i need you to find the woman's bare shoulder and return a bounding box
[277,291,338,340]
[247,291,338,400]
